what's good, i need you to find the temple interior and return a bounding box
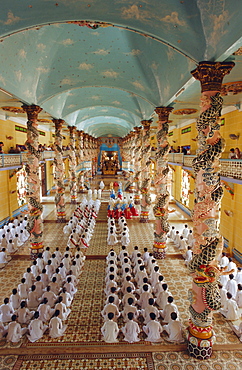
[0,1,242,369]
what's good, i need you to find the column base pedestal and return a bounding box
[186,325,215,360]
[30,243,44,259]
[153,246,166,259]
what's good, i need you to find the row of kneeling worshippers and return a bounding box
[0,245,86,343]
[100,246,184,343]
[0,216,30,268]
[63,196,100,249]
[107,215,130,247]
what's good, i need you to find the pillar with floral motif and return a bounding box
[153,107,173,258]
[22,104,43,257]
[140,119,152,222]
[133,126,142,206]
[77,130,85,192]
[186,61,234,360]
[53,119,66,222]
[68,126,77,204]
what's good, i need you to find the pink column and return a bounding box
[186,61,235,359]
[22,104,44,257]
[68,126,77,204]
[53,119,66,222]
[153,107,173,259]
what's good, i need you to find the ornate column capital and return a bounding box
[191,61,235,92]
[68,125,76,135]
[52,118,65,130]
[141,119,152,130]
[22,104,42,121]
[155,106,173,122]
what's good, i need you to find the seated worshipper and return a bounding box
[59,287,73,308]
[218,284,228,308]
[0,247,11,268]
[18,278,29,301]
[27,285,40,310]
[23,267,35,289]
[105,287,121,308]
[7,239,18,254]
[6,314,27,343]
[36,253,45,272]
[101,296,120,322]
[163,312,184,343]
[130,246,140,262]
[0,298,14,323]
[232,322,242,342]
[121,297,139,323]
[146,258,158,276]
[183,246,193,266]
[118,245,127,260]
[161,296,179,323]
[136,277,152,295]
[141,298,160,324]
[135,265,148,288]
[38,298,54,322]
[0,235,8,250]
[174,231,180,248]
[149,265,161,288]
[54,296,71,321]
[104,274,119,295]
[226,274,238,299]
[49,309,67,338]
[226,257,238,278]
[0,321,7,339]
[27,311,48,342]
[236,267,242,285]
[153,275,165,296]
[101,312,119,343]
[121,276,135,295]
[142,247,149,263]
[41,286,57,308]
[178,236,187,251]
[45,260,55,280]
[187,230,194,247]
[182,224,189,238]
[236,284,242,308]
[107,229,118,247]
[138,284,153,310]
[10,288,21,311]
[122,286,138,307]
[105,266,118,283]
[64,276,77,297]
[120,232,130,247]
[219,292,241,321]
[105,260,118,276]
[54,247,62,264]
[143,312,163,342]
[121,312,140,343]
[156,284,172,310]
[34,276,45,299]
[59,263,68,281]
[16,301,34,324]
[40,268,50,289]
[42,247,52,264]
[31,260,40,278]
[53,268,64,287]
[49,277,61,296]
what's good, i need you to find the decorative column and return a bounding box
[153,107,173,259]
[133,127,142,206]
[186,61,234,359]
[77,131,85,192]
[68,126,77,204]
[140,119,152,222]
[22,104,43,257]
[53,119,66,222]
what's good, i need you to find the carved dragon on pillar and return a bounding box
[153,107,173,258]
[186,61,235,360]
[140,119,152,222]
[68,126,77,203]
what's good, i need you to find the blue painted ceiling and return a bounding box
[0,0,241,137]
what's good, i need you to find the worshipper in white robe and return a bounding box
[218,284,228,308]
[232,322,242,342]
[181,224,189,238]
[0,298,14,323]
[36,253,45,272]
[137,285,153,310]
[97,188,102,200]
[18,278,29,301]
[107,230,118,247]
[141,298,160,324]
[41,286,57,308]
[183,246,193,266]
[143,312,163,342]
[27,311,48,343]
[23,268,35,289]
[40,269,50,289]
[42,247,52,264]
[104,274,119,296]
[186,230,194,247]
[142,248,149,263]
[0,247,11,268]
[54,296,71,321]
[38,298,54,322]
[161,296,179,323]
[219,252,229,269]
[27,285,40,310]
[120,232,130,247]
[121,276,135,295]
[0,235,8,249]
[99,181,105,190]
[130,246,140,262]
[153,275,165,297]
[60,287,73,308]
[101,312,119,343]
[235,284,242,308]
[16,301,34,325]
[178,236,187,251]
[121,312,140,343]
[226,258,238,278]
[0,321,7,339]
[49,277,61,296]
[121,298,139,323]
[220,292,241,320]
[64,277,77,297]
[168,226,175,241]
[149,266,161,288]
[6,314,27,343]
[155,284,172,310]
[226,274,238,299]
[105,287,121,308]
[101,296,120,322]
[7,240,17,254]
[174,231,180,247]
[49,309,67,338]
[236,267,242,285]
[10,289,21,311]
[163,312,184,343]
[122,287,138,307]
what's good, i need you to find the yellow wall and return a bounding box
[220,110,242,158]
[168,121,197,154]
[0,171,10,220]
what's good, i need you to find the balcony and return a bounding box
[167,153,242,183]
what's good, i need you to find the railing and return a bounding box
[0,151,57,168]
[168,153,242,181]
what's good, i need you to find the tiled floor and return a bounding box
[0,179,242,369]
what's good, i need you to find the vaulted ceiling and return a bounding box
[0,0,241,137]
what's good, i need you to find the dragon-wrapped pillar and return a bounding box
[53,119,66,222]
[153,107,173,259]
[22,104,44,257]
[140,119,152,223]
[133,126,142,207]
[186,61,235,359]
[68,126,77,204]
